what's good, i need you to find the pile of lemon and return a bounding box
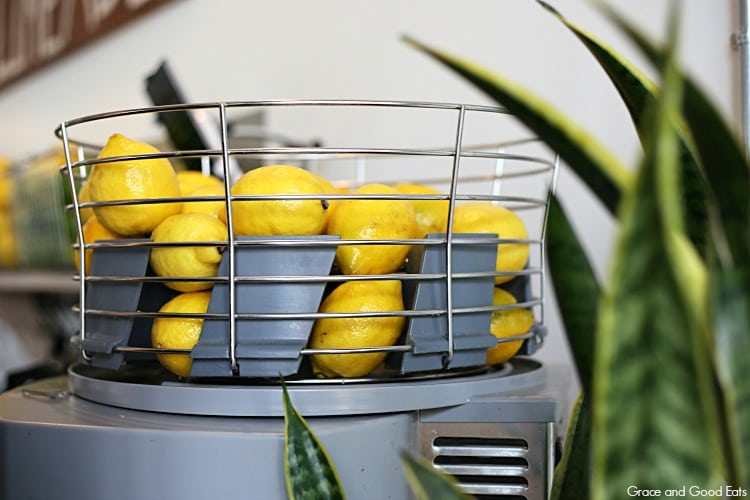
[81,133,534,379]
[0,157,16,268]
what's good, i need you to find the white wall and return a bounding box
[0,0,738,393]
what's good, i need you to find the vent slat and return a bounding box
[434,445,528,458]
[430,435,533,498]
[437,464,527,476]
[458,483,528,495]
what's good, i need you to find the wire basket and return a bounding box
[56,100,558,381]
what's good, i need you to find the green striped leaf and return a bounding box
[538,0,709,255]
[403,35,631,215]
[550,393,592,500]
[599,3,750,488]
[592,14,721,497]
[546,194,598,500]
[282,381,346,500]
[711,266,750,488]
[401,453,471,500]
[680,38,750,494]
[596,0,748,258]
[546,195,600,394]
[538,0,658,120]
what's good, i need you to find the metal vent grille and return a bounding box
[419,422,552,500]
[432,436,530,499]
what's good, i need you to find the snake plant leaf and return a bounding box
[403,35,631,215]
[538,0,709,255]
[592,16,722,497]
[598,3,750,488]
[690,64,750,491]
[282,380,346,500]
[546,195,597,499]
[401,453,471,500]
[600,3,750,250]
[550,393,592,500]
[538,0,658,120]
[668,30,750,496]
[546,195,599,394]
[711,266,750,488]
[596,0,749,257]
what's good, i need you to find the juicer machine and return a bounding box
[0,100,561,500]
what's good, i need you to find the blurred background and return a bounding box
[0,0,736,398]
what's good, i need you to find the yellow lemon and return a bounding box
[0,210,17,268]
[309,280,405,378]
[149,213,228,292]
[486,288,535,365]
[76,179,94,223]
[393,182,449,237]
[181,184,226,218]
[452,202,529,284]
[0,156,12,209]
[176,170,222,195]
[75,215,122,276]
[327,184,418,275]
[311,172,338,231]
[88,133,182,236]
[220,164,328,236]
[151,290,212,377]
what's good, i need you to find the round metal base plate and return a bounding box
[68,357,546,416]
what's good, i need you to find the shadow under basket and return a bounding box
[80,234,542,379]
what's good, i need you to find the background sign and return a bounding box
[0,0,175,92]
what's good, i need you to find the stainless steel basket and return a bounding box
[56,99,558,381]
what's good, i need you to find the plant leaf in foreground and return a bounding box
[538,0,709,255]
[546,195,599,394]
[403,35,631,215]
[282,380,346,500]
[401,453,470,500]
[550,393,592,500]
[711,265,750,488]
[598,2,750,488]
[592,15,721,497]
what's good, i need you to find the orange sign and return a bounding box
[0,0,175,92]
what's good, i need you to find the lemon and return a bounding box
[0,210,17,268]
[181,184,226,218]
[452,202,529,284]
[88,133,182,236]
[486,288,535,365]
[0,156,12,209]
[0,159,14,267]
[176,170,222,195]
[76,179,94,223]
[311,172,335,193]
[75,215,122,275]
[151,290,212,377]
[149,213,228,292]
[393,182,449,237]
[220,164,328,236]
[311,172,338,231]
[309,280,405,378]
[327,184,418,275]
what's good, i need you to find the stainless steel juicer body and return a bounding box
[0,357,556,500]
